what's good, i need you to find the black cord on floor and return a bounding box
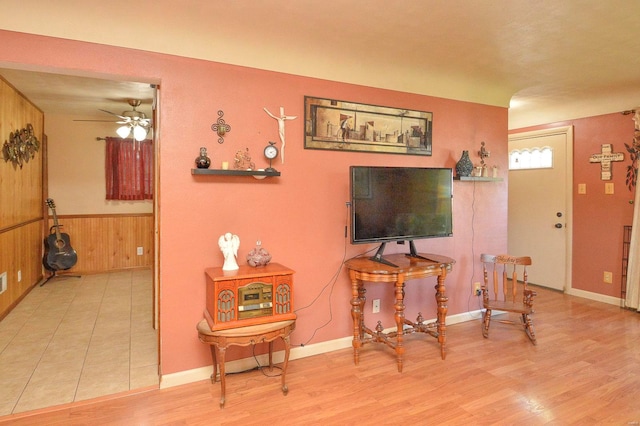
[220,344,284,378]
[467,179,484,319]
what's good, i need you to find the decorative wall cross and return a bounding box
[589,143,624,180]
[264,106,297,164]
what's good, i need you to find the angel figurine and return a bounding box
[218,232,240,270]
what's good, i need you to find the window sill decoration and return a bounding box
[2,123,40,169]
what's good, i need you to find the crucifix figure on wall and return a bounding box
[589,143,624,180]
[264,106,297,164]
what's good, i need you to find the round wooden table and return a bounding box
[197,318,296,408]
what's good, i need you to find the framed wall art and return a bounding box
[304,96,432,156]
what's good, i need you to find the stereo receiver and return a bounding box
[237,282,272,319]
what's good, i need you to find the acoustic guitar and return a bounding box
[43,198,78,271]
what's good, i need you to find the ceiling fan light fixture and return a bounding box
[133,124,148,142]
[116,125,131,139]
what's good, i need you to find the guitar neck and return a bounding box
[46,199,63,240]
[51,209,62,239]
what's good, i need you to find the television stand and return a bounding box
[405,241,441,263]
[370,241,439,266]
[369,243,400,267]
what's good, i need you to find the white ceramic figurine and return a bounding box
[218,232,240,270]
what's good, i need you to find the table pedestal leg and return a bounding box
[281,335,291,395]
[216,346,227,408]
[435,272,448,360]
[394,277,406,372]
[350,271,362,365]
[209,345,218,383]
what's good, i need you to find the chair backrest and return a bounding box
[481,254,532,303]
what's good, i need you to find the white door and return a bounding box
[508,126,573,291]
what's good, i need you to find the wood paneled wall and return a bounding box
[0,221,44,316]
[47,214,154,274]
[0,78,44,226]
[0,76,44,319]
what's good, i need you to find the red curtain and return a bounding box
[105,137,153,200]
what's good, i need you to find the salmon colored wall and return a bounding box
[512,112,635,298]
[0,30,508,375]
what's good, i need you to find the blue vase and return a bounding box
[455,150,473,177]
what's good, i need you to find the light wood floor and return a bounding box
[0,270,158,416]
[2,285,640,425]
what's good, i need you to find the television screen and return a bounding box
[350,166,453,249]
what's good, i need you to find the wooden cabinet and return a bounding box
[204,263,295,331]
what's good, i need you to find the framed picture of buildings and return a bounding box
[304,96,432,156]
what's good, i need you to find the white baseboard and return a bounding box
[565,287,622,306]
[161,310,484,389]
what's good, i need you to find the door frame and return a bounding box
[508,125,574,292]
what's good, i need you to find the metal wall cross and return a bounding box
[589,143,624,180]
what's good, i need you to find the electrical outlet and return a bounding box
[473,282,482,296]
[137,246,144,256]
[603,271,613,284]
[605,183,614,194]
[372,299,380,314]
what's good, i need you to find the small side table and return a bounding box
[197,317,296,408]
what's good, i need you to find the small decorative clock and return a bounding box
[264,141,279,172]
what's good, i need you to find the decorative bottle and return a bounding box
[195,147,211,169]
[455,150,473,177]
[246,240,272,267]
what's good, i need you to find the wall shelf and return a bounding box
[191,169,281,177]
[454,176,503,182]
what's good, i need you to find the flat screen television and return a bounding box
[350,166,453,266]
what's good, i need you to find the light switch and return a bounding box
[578,183,586,194]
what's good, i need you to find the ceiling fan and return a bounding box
[78,99,152,141]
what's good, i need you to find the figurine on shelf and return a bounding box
[233,148,255,170]
[218,232,240,271]
[246,240,271,267]
[478,141,490,166]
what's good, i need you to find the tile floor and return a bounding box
[0,269,158,415]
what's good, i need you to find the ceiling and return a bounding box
[0,69,155,120]
[1,1,640,129]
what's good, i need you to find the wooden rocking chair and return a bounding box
[480,254,537,345]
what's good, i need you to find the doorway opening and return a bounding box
[0,66,160,415]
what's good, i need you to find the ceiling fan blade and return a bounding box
[73,119,120,122]
[98,109,129,120]
[129,117,152,127]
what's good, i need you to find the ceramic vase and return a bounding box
[455,150,473,177]
[195,147,211,169]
